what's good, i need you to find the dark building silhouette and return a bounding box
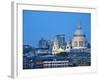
[56,34,66,49]
[38,38,48,48]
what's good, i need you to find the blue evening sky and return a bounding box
[23,10,91,47]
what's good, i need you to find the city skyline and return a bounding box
[23,10,91,47]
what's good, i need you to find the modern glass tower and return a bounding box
[56,34,66,49]
[38,38,48,48]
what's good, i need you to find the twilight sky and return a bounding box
[23,10,91,47]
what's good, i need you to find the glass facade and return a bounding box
[56,34,66,49]
[38,38,48,48]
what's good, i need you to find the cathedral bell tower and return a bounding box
[66,35,72,52]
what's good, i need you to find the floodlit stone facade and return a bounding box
[52,22,87,54]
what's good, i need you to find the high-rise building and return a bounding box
[47,40,53,49]
[38,38,48,48]
[56,34,66,49]
[52,34,66,54]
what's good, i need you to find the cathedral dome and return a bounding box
[72,21,87,49]
[74,24,85,37]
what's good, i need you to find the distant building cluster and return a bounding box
[34,22,89,55]
[23,22,91,69]
[52,23,87,54]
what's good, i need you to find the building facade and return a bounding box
[52,22,87,54]
[38,38,48,48]
[72,23,87,49]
